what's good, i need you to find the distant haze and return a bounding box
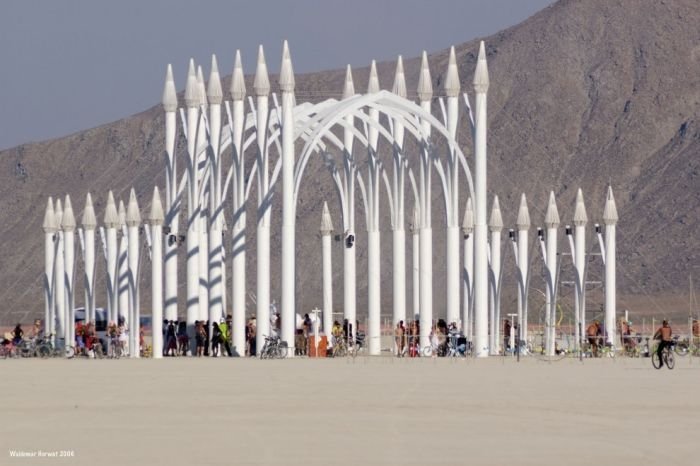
[0,0,553,150]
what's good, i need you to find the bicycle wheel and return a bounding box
[20,342,34,358]
[651,351,662,369]
[276,345,288,359]
[674,342,689,357]
[36,344,51,359]
[95,344,104,359]
[64,346,75,359]
[664,350,675,369]
[422,346,433,357]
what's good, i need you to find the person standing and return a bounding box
[395,321,406,357]
[211,322,222,357]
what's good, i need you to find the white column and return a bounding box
[117,200,129,328]
[368,230,381,355]
[104,192,119,325]
[411,207,420,323]
[473,41,490,357]
[62,196,76,349]
[43,198,56,337]
[573,189,588,350]
[418,86,433,349]
[516,194,530,343]
[253,45,270,355]
[126,189,141,358]
[230,50,248,356]
[603,187,618,346]
[83,194,97,323]
[196,66,209,324]
[162,64,179,323]
[280,41,296,355]
[444,45,461,327]
[544,191,560,356]
[150,187,164,359]
[320,202,334,336]
[207,55,224,334]
[489,196,503,354]
[184,59,200,346]
[462,199,474,340]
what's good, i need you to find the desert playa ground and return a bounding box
[1,356,698,465]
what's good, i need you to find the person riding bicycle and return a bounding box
[620,319,636,353]
[653,320,673,367]
[586,320,602,357]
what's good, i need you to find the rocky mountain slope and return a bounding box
[1,0,698,325]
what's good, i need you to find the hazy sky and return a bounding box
[0,0,554,150]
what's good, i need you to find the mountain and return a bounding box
[1,0,698,326]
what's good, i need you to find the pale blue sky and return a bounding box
[0,0,554,150]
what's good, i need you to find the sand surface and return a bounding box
[1,356,698,465]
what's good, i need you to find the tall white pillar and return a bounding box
[417,67,433,349]
[207,55,224,334]
[117,201,129,328]
[104,192,119,325]
[229,49,248,355]
[320,202,334,336]
[603,186,618,346]
[162,65,179,323]
[126,189,141,358]
[573,189,588,349]
[43,198,56,338]
[149,187,164,359]
[462,199,474,340]
[62,196,76,349]
[444,45,461,327]
[279,41,296,355]
[368,229,381,355]
[473,41,490,357]
[544,191,560,356]
[82,194,97,323]
[410,207,420,323]
[516,194,530,343]
[183,60,200,346]
[54,200,65,342]
[253,46,270,355]
[196,66,210,324]
[489,196,503,354]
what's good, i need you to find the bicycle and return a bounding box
[107,336,122,359]
[330,336,348,358]
[651,342,675,370]
[36,335,75,358]
[0,342,19,358]
[672,336,700,357]
[259,335,288,359]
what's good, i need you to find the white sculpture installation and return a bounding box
[40,40,619,360]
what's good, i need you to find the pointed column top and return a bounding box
[118,200,126,227]
[410,206,420,233]
[104,191,120,228]
[544,191,560,228]
[367,60,380,94]
[162,64,178,112]
[196,65,207,107]
[573,188,588,226]
[55,198,63,229]
[148,187,165,226]
[462,198,474,235]
[230,50,246,101]
[320,201,334,234]
[417,51,433,102]
[82,192,97,229]
[342,65,355,100]
[516,193,531,229]
[62,195,76,232]
[184,58,199,108]
[207,54,223,105]
[43,197,56,233]
[279,40,295,92]
[603,186,618,225]
[392,56,407,98]
[473,41,489,93]
[489,195,504,231]
[444,46,460,97]
[126,188,141,227]
[253,45,270,96]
